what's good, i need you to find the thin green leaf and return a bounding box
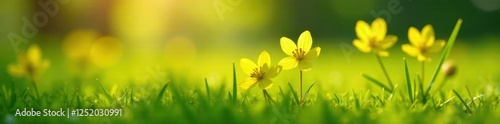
[352,90,360,109]
[426,19,463,95]
[465,85,477,108]
[155,83,170,103]
[205,78,211,101]
[288,82,300,105]
[362,73,393,93]
[96,78,114,101]
[404,58,414,103]
[453,89,472,113]
[232,63,237,103]
[302,81,316,101]
[10,80,16,108]
[130,88,134,104]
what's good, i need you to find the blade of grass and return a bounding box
[453,89,472,113]
[438,96,455,108]
[70,90,78,107]
[96,79,114,101]
[204,78,211,101]
[468,94,486,109]
[425,19,463,95]
[155,83,170,103]
[352,90,360,109]
[288,82,300,105]
[232,63,237,103]
[302,81,316,102]
[362,73,393,93]
[129,88,134,104]
[376,96,385,106]
[118,89,130,102]
[404,58,414,103]
[279,86,285,98]
[334,93,340,103]
[10,80,16,109]
[465,85,477,108]
[228,91,232,101]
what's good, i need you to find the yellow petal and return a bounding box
[280,37,297,56]
[427,40,446,53]
[7,64,26,77]
[298,30,312,52]
[377,51,389,57]
[408,27,422,47]
[381,35,397,49]
[258,78,273,90]
[27,44,42,65]
[258,51,271,67]
[371,18,387,42]
[402,44,419,57]
[260,63,270,73]
[240,58,257,76]
[355,20,371,42]
[239,78,258,90]
[422,24,435,47]
[278,57,298,70]
[353,39,371,53]
[417,54,428,62]
[304,47,320,61]
[298,61,312,71]
[264,65,282,78]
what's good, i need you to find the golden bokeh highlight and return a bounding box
[90,36,123,68]
[164,36,197,69]
[62,29,98,63]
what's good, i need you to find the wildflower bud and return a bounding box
[441,60,456,77]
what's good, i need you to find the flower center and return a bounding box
[26,61,35,76]
[292,48,306,60]
[369,38,377,48]
[250,66,265,80]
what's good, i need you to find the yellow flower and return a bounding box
[402,24,445,62]
[353,18,397,57]
[240,51,282,90]
[7,44,50,79]
[278,30,321,71]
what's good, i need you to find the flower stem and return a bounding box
[375,55,394,90]
[421,61,425,84]
[433,77,448,94]
[299,70,303,104]
[30,75,40,99]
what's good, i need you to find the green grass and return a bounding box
[2,67,500,123]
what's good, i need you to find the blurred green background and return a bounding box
[0,0,499,94]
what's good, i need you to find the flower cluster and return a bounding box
[239,30,321,91]
[353,18,446,61]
